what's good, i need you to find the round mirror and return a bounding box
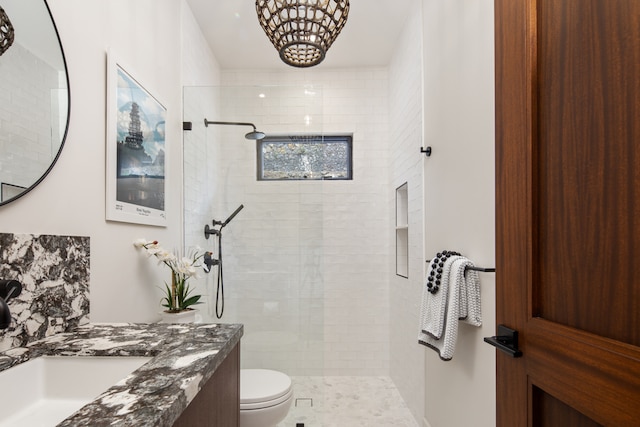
[0,0,70,206]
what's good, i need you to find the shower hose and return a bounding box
[215,230,224,319]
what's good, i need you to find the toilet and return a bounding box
[240,369,293,427]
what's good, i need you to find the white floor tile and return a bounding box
[277,376,419,427]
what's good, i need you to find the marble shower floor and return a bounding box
[277,376,419,427]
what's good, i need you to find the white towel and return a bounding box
[420,255,462,339]
[418,257,482,360]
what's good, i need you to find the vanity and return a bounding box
[0,322,243,427]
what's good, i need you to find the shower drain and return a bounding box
[295,397,313,407]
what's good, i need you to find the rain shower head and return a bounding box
[245,129,266,140]
[204,119,266,140]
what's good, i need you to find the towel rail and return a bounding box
[464,266,495,274]
[425,258,495,275]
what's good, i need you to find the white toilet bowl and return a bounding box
[240,369,293,427]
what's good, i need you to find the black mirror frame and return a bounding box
[0,0,71,207]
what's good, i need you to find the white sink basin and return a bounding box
[0,356,151,427]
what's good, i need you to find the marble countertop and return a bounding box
[0,322,243,427]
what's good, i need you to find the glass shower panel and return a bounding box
[183,85,325,377]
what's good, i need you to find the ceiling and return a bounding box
[186,0,415,70]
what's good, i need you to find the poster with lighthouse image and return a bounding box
[106,51,167,226]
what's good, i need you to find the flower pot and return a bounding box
[159,309,198,324]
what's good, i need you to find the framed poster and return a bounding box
[106,51,167,226]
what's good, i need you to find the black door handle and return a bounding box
[484,324,523,357]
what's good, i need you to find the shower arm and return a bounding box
[204,119,258,132]
[203,119,265,140]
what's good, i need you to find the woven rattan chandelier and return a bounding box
[256,0,350,68]
[0,6,15,57]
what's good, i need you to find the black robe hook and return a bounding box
[420,146,432,157]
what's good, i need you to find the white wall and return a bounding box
[0,0,207,324]
[420,1,496,426]
[180,2,221,88]
[388,0,426,423]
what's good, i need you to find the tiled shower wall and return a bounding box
[388,3,427,423]
[183,68,390,376]
[0,43,66,194]
[0,233,90,351]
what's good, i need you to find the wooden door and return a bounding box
[495,1,640,426]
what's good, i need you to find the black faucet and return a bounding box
[0,280,22,330]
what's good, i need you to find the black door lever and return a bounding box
[484,324,523,357]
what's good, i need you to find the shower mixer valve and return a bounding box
[203,252,219,273]
[203,204,244,240]
[204,224,220,238]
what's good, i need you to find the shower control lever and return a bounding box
[203,252,219,273]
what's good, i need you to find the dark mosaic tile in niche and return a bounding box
[0,233,90,351]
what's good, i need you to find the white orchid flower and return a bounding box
[155,249,175,263]
[133,238,149,248]
[145,248,161,257]
[177,257,199,278]
[134,238,206,311]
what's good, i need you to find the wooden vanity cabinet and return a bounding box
[173,343,240,427]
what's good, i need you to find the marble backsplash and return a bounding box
[0,233,90,351]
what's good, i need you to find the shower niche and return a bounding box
[396,182,408,278]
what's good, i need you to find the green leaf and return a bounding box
[183,295,202,308]
[162,283,175,310]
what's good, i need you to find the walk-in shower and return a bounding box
[183,85,326,378]
[182,83,402,426]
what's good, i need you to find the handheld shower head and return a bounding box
[204,204,245,239]
[222,204,244,227]
[204,119,265,140]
